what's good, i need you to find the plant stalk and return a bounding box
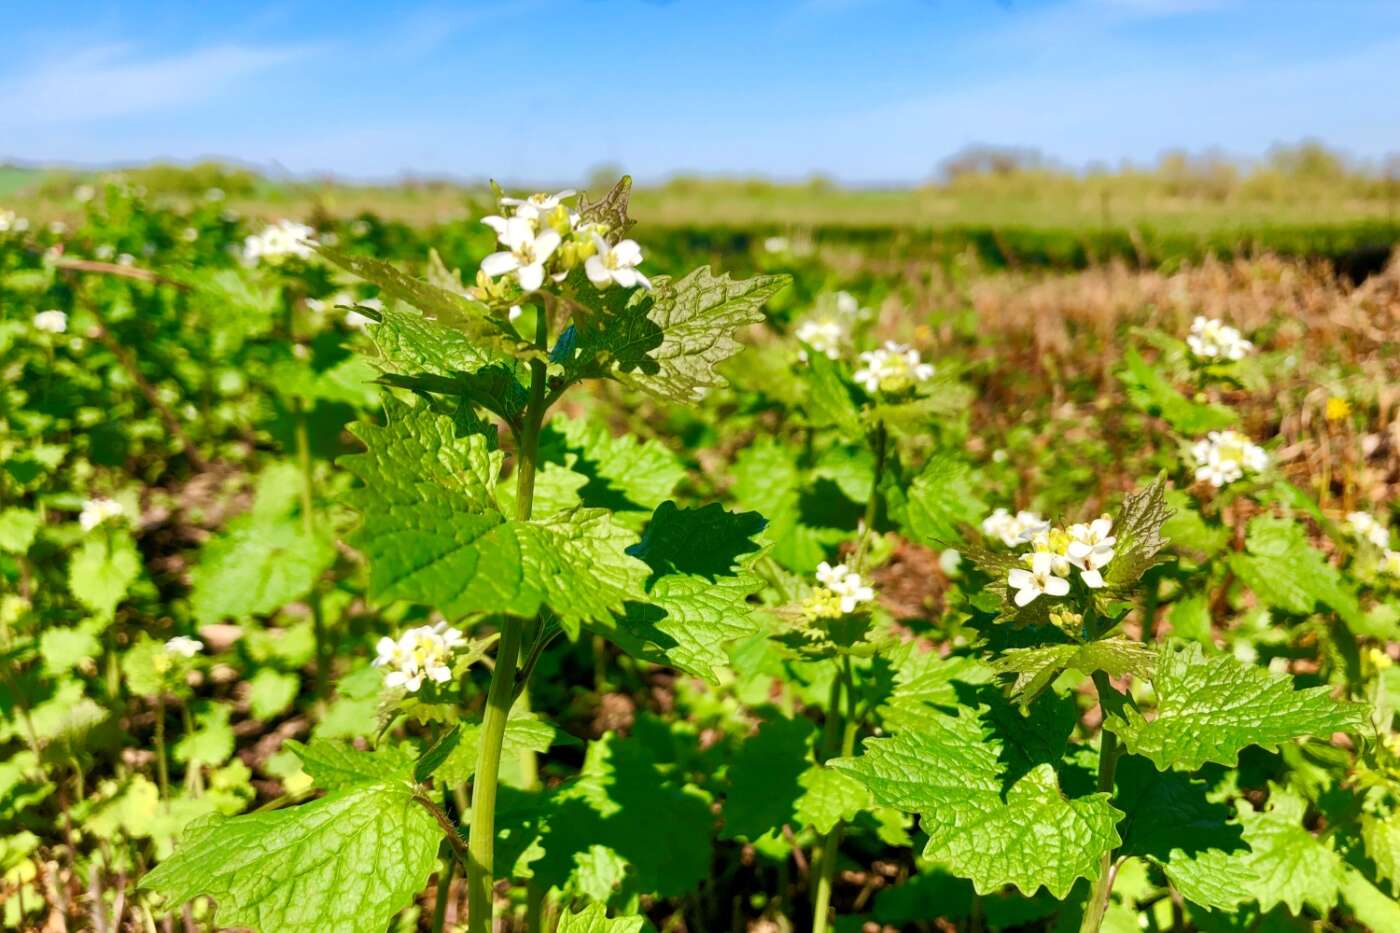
[812,659,860,933]
[431,855,456,933]
[465,307,550,933]
[154,694,170,799]
[1080,671,1123,933]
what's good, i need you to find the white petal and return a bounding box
[1044,575,1071,596]
[1080,569,1105,589]
[612,267,638,288]
[480,251,520,277]
[585,255,611,286]
[1014,586,1039,607]
[533,229,562,260]
[516,263,545,292]
[504,216,535,249]
[1007,568,1034,589]
[611,239,643,265]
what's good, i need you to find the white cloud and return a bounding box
[0,42,319,129]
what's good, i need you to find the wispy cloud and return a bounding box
[0,42,320,129]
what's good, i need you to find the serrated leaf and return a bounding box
[247,669,300,720]
[1099,476,1173,596]
[1340,862,1400,931]
[596,266,788,402]
[1104,643,1367,771]
[1236,786,1344,916]
[802,352,862,434]
[991,638,1156,704]
[1113,755,1253,909]
[539,414,686,517]
[69,531,141,619]
[1161,489,1228,559]
[832,704,1117,898]
[343,399,648,632]
[141,778,441,933]
[286,739,416,791]
[1362,811,1400,890]
[172,704,234,768]
[602,502,766,680]
[730,436,853,571]
[577,175,636,239]
[555,902,649,933]
[1229,515,1362,627]
[432,711,567,788]
[363,304,501,379]
[900,454,986,547]
[795,764,872,835]
[1118,347,1236,433]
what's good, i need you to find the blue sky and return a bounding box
[2,0,1398,184]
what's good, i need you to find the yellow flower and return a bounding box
[1325,396,1351,421]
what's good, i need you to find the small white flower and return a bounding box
[795,316,847,361]
[1346,512,1391,551]
[0,210,27,233]
[74,184,96,203]
[79,497,125,532]
[1187,316,1253,363]
[1008,552,1071,607]
[763,236,790,253]
[164,636,203,658]
[1382,550,1400,577]
[585,234,649,290]
[1067,517,1115,562]
[814,561,876,613]
[33,310,68,334]
[500,189,575,221]
[95,244,116,261]
[938,548,962,576]
[243,219,315,265]
[480,217,561,292]
[982,508,1049,548]
[373,622,468,694]
[1191,430,1268,488]
[853,342,935,395]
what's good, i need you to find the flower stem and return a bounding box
[153,694,169,799]
[294,403,328,700]
[1080,671,1123,933]
[431,855,455,933]
[465,307,550,933]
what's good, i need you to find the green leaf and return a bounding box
[833,705,1119,898]
[900,454,986,547]
[795,764,872,835]
[577,175,636,239]
[592,266,789,402]
[1362,810,1400,891]
[720,715,816,840]
[0,508,40,554]
[69,530,141,619]
[190,516,335,624]
[1229,515,1362,627]
[605,502,766,680]
[344,399,648,632]
[555,902,649,933]
[527,733,713,900]
[39,624,102,675]
[1160,489,1228,559]
[1104,643,1367,771]
[1236,786,1344,916]
[802,352,862,434]
[173,704,234,768]
[362,304,502,379]
[141,777,441,933]
[1113,755,1253,909]
[319,245,515,356]
[729,436,852,571]
[432,711,566,788]
[1118,346,1236,433]
[247,669,301,720]
[991,638,1156,704]
[1098,476,1173,597]
[287,739,417,791]
[539,414,687,517]
[1340,862,1400,931]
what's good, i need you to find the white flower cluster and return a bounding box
[79,497,125,532]
[479,189,648,294]
[373,622,467,693]
[33,310,68,334]
[854,341,935,396]
[243,219,315,265]
[1190,430,1268,488]
[164,636,204,658]
[1007,516,1117,606]
[1187,316,1252,363]
[982,508,1050,548]
[1348,512,1392,551]
[795,292,865,362]
[802,560,877,619]
[0,210,29,233]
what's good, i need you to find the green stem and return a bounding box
[853,421,887,570]
[431,856,455,933]
[1080,671,1123,933]
[465,305,550,933]
[154,694,169,799]
[812,659,860,933]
